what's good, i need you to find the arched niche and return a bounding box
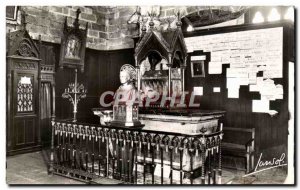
[134,28,188,107]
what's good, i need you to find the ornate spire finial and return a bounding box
[141,16,148,37]
[21,10,28,30]
[148,12,155,30]
[148,19,154,30]
[174,9,186,29]
[73,8,81,29]
[148,6,160,30]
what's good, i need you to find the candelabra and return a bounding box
[62,69,87,122]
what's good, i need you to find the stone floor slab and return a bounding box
[6,151,288,185]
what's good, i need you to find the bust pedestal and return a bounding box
[111,102,142,128]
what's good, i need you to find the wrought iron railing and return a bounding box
[49,120,223,185]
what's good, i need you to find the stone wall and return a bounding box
[6,6,138,50]
[6,6,244,51]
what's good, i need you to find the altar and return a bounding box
[139,109,225,135]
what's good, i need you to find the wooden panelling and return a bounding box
[15,120,24,145]
[54,48,135,123]
[14,117,36,149]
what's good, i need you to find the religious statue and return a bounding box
[65,36,80,59]
[111,64,142,128]
[114,69,138,104]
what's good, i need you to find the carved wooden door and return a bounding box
[7,59,41,155]
[6,29,42,155]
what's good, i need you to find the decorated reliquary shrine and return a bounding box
[128,15,225,134]
[135,22,187,108]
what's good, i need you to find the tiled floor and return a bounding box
[226,167,288,184]
[6,151,83,184]
[6,150,288,185]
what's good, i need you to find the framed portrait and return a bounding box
[191,60,205,77]
[59,9,88,72]
[6,6,18,21]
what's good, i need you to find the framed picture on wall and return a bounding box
[6,6,18,21]
[59,8,88,72]
[191,60,205,77]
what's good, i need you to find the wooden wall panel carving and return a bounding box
[7,28,42,156]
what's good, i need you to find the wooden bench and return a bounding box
[222,127,255,173]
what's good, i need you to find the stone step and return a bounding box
[89,177,124,184]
